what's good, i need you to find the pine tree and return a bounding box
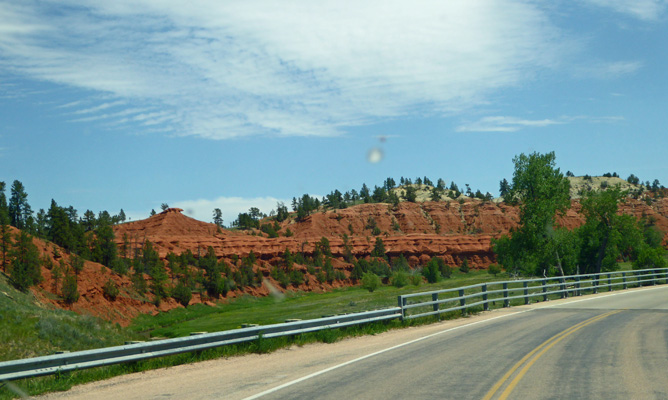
[212,208,224,227]
[0,182,11,273]
[8,180,33,231]
[9,231,42,291]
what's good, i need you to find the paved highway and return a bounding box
[40,285,668,399]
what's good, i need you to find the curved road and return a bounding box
[41,285,668,399]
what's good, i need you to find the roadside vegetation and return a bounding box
[1,153,667,399]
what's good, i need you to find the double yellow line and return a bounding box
[482,309,623,400]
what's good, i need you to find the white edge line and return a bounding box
[242,284,666,399]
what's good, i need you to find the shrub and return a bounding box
[488,264,502,276]
[422,259,440,283]
[103,279,120,300]
[289,269,304,286]
[390,270,409,288]
[459,259,470,274]
[172,281,192,307]
[361,272,381,292]
[62,274,80,304]
[410,271,423,286]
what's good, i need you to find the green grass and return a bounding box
[130,269,499,338]
[3,264,659,399]
[0,273,137,363]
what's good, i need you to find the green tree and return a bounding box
[578,186,640,274]
[0,182,11,272]
[275,202,289,222]
[47,199,74,252]
[8,180,33,232]
[371,237,387,260]
[212,208,224,228]
[361,272,381,292]
[91,224,118,268]
[62,273,80,303]
[404,186,417,202]
[493,152,571,276]
[9,231,42,291]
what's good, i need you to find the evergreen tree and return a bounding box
[499,178,510,197]
[0,182,11,273]
[437,179,446,190]
[8,180,33,231]
[360,184,371,203]
[213,208,224,227]
[161,203,169,211]
[82,210,97,232]
[371,237,387,260]
[118,209,126,223]
[9,231,42,291]
[275,202,289,222]
[404,186,417,202]
[47,199,74,252]
[91,223,118,268]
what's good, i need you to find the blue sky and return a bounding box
[1,0,667,225]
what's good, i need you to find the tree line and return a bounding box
[493,152,667,277]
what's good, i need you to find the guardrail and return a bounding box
[0,308,401,382]
[3,268,667,382]
[398,268,668,320]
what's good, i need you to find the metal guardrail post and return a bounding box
[542,279,547,302]
[607,273,612,291]
[459,289,466,315]
[575,275,581,296]
[653,270,657,285]
[503,283,509,307]
[593,274,598,294]
[482,284,489,311]
[398,296,406,321]
[560,278,566,299]
[523,281,529,305]
[432,293,440,320]
[622,272,627,289]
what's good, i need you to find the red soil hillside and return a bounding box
[9,197,667,327]
[114,198,668,268]
[7,225,214,326]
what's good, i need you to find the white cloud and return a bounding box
[584,0,668,20]
[457,115,624,132]
[170,196,293,226]
[0,0,574,139]
[457,116,564,132]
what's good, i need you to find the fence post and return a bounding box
[503,283,509,308]
[560,278,566,299]
[607,273,612,291]
[575,275,581,296]
[653,270,657,286]
[542,279,548,302]
[622,272,627,289]
[482,284,489,311]
[398,296,406,321]
[459,289,466,315]
[523,281,529,305]
[593,274,598,294]
[432,293,440,319]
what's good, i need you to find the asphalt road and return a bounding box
[40,285,668,400]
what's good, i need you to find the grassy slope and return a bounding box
[0,273,137,363]
[131,270,499,337]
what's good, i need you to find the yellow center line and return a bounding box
[483,310,623,400]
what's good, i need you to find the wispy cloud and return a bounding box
[457,115,624,132]
[0,1,578,139]
[2,1,636,140]
[584,0,668,21]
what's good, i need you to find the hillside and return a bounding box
[8,181,668,327]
